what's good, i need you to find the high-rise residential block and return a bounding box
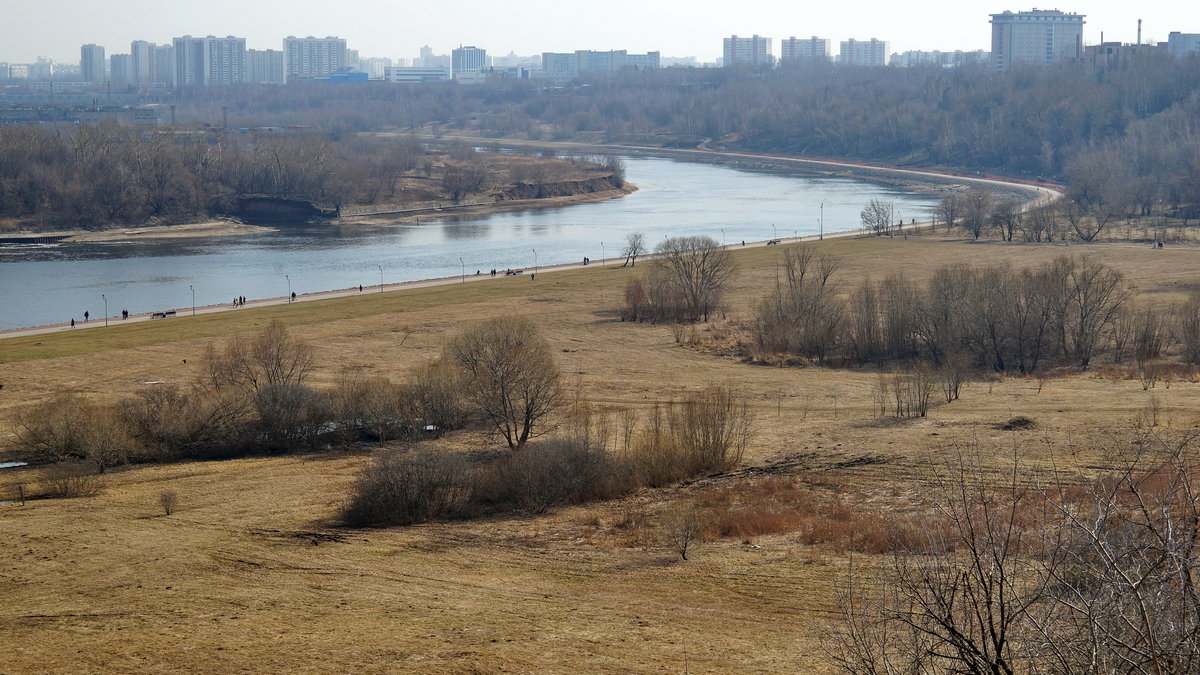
[539,50,660,78]
[780,36,831,65]
[173,35,246,86]
[723,35,773,67]
[990,9,1084,71]
[130,40,154,85]
[248,49,285,84]
[152,44,175,86]
[109,54,131,86]
[81,44,106,82]
[283,36,347,81]
[839,38,890,66]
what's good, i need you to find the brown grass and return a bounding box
[5,234,1200,672]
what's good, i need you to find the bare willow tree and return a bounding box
[621,231,647,267]
[652,235,737,322]
[937,193,962,231]
[448,316,563,451]
[202,320,314,394]
[860,199,896,236]
[962,189,995,240]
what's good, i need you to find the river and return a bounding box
[0,156,938,331]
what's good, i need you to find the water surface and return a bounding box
[0,157,936,330]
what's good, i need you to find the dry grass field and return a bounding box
[3,232,1200,672]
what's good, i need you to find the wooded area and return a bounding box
[171,56,1200,212]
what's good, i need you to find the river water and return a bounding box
[0,156,937,331]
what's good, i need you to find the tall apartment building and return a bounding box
[780,36,831,65]
[451,45,488,77]
[109,54,132,87]
[248,49,285,84]
[173,36,246,86]
[1168,32,1200,58]
[990,9,1084,71]
[283,36,347,80]
[723,35,773,67]
[839,38,889,66]
[81,44,106,82]
[29,57,55,80]
[152,44,175,86]
[540,50,660,78]
[130,40,154,85]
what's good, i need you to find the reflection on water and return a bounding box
[0,157,937,331]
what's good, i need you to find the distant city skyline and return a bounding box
[2,0,1197,64]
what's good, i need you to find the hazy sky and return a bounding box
[3,0,1197,64]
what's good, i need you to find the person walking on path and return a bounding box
[291,291,296,302]
[84,311,89,322]
[70,318,75,329]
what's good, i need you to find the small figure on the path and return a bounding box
[84,311,89,322]
[70,318,75,328]
[359,285,363,292]
[291,291,297,302]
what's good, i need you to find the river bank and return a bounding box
[334,182,637,227]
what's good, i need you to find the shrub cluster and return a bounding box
[341,385,753,527]
[752,251,1170,373]
[12,321,467,470]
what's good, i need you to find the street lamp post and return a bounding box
[819,200,825,241]
[721,228,726,247]
[378,265,383,293]
[102,294,108,327]
[190,285,195,316]
[601,241,605,265]
[773,223,777,241]
[459,257,465,283]
[532,248,538,279]
[286,274,291,302]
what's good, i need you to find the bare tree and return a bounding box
[937,193,962,231]
[660,503,704,560]
[621,231,647,267]
[448,317,563,451]
[203,320,314,394]
[860,199,896,236]
[962,189,995,240]
[652,235,737,322]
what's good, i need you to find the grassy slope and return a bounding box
[3,233,1200,672]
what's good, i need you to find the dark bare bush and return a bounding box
[39,461,104,498]
[330,371,413,443]
[14,394,88,463]
[253,383,333,452]
[158,490,178,515]
[407,357,469,435]
[341,448,473,527]
[478,437,628,513]
[119,385,251,460]
[1179,290,1200,366]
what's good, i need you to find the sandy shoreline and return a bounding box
[0,220,277,242]
[333,185,637,226]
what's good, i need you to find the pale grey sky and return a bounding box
[3,0,1196,64]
